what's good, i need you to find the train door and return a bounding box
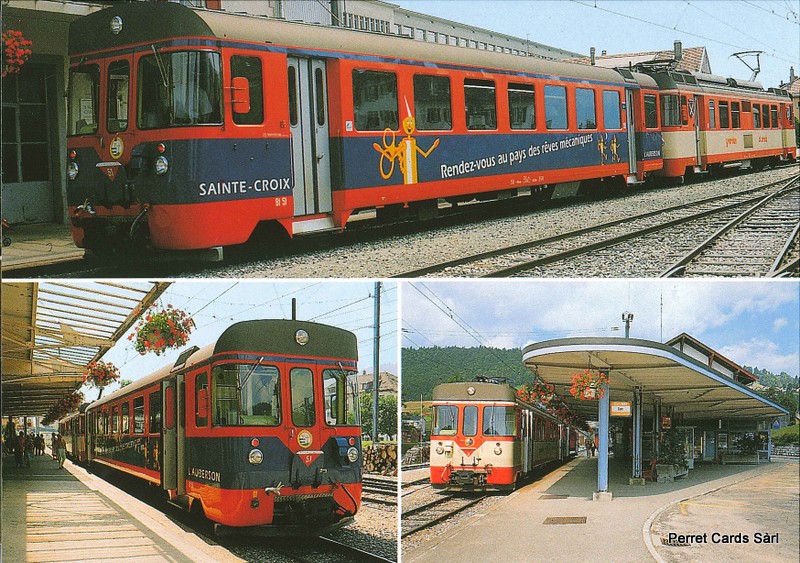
[286,364,325,488]
[692,95,702,167]
[161,374,186,493]
[625,89,637,176]
[287,57,332,218]
[99,56,134,188]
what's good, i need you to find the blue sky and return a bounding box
[402,280,800,377]
[90,280,398,398]
[394,1,799,90]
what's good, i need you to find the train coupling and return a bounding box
[450,468,489,488]
[264,482,283,496]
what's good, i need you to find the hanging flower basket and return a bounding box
[2,29,33,78]
[130,303,195,356]
[43,390,85,424]
[570,369,610,401]
[517,380,556,406]
[83,360,120,388]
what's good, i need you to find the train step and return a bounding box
[292,216,341,235]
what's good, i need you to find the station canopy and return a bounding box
[522,337,787,421]
[2,281,170,417]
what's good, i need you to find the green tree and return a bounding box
[360,393,398,439]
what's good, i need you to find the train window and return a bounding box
[708,100,716,129]
[68,65,100,135]
[323,368,359,426]
[230,56,263,125]
[433,405,458,435]
[719,101,730,128]
[465,79,497,130]
[352,69,399,131]
[290,367,315,427]
[121,401,130,434]
[575,88,596,130]
[133,396,145,434]
[483,406,515,436]
[753,105,761,128]
[106,60,129,133]
[137,51,222,129]
[661,94,681,127]
[314,68,326,126]
[602,90,621,130]
[762,104,770,128]
[731,102,741,128]
[463,406,478,436]
[508,83,535,130]
[212,363,281,426]
[287,65,298,127]
[544,85,567,130]
[165,386,175,430]
[149,391,161,434]
[413,75,452,131]
[195,372,209,427]
[770,106,778,128]
[644,94,658,129]
[112,405,119,434]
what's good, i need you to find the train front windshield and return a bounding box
[483,405,515,436]
[433,405,458,435]
[212,363,281,426]
[138,51,222,128]
[323,369,360,426]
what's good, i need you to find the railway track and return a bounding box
[662,177,800,277]
[362,475,398,506]
[401,494,487,538]
[395,174,800,278]
[265,535,396,563]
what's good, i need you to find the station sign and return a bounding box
[610,401,631,417]
[662,416,672,429]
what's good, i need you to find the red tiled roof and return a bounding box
[567,46,709,73]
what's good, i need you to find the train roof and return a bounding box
[69,2,651,88]
[641,68,791,101]
[432,381,517,402]
[87,319,357,411]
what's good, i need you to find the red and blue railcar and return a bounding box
[64,319,362,534]
[66,2,662,258]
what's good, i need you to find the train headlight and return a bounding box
[248,448,263,465]
[435,444,444,455]
[110,15,123,35]
[347,447,359,463]
[154,155,169,175]
[494,444,503,455]
[67,161,79,180]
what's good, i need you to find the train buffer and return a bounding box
[1,448,243,563]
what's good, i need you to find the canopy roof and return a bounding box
[521,337,787,421]
[1,281,170,417]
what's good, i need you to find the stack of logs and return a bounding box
[363,443,397,475]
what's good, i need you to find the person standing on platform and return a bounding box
[55,434,67,468]
[14,431,26,467]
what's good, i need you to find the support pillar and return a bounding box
[653,397,662,460]
[594,382,612,501]
[630,386,644,484]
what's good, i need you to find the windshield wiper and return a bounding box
[150,44,169,89]
[235,357,263,424]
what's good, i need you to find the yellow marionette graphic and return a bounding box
[373,99,439,184]
[609,135,621,163]
[597,135,608,162]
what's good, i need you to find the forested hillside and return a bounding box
[401,346,534,402]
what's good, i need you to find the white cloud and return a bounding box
[720,339,799,376]
[773,318,789,331]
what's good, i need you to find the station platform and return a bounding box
[1,222,84,273]
[405,455,799,562]
[1,449,243,563]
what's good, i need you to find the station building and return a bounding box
[522,333,788,498]
[1,0,581,226]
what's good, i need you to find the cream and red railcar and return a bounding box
[70,320,362,534]
[430,379,576,492]
[59,409,88,463]
[642,68,796,179]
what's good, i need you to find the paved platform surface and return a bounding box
[1,448,243,563]
[1,222,83,272]
[404,456,799,563]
